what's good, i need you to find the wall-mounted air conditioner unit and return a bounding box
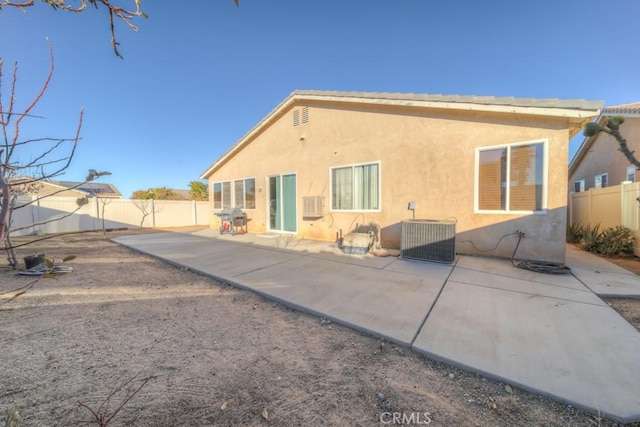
[401,220,456,263]
[302,196,324,218]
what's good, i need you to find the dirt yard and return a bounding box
[1,230,639,426]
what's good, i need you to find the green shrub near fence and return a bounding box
[570,223,635,256]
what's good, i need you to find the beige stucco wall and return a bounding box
[207,101,575,262]
[569,117,640,190]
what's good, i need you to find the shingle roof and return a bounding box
[602,101,640,115]
[293,90,604,111]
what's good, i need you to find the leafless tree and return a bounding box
[98,196,112,234]
[0,0,239,58]
[0,44,109,268]
[132,199,159,227]
[0,0,145,58]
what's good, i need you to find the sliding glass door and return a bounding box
[268,174,296,232]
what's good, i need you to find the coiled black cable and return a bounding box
[510,233,571,274]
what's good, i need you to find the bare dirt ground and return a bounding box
[1,230,639,426]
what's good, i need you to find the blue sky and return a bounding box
[1,1,638,198]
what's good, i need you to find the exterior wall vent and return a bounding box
[401,220,456,263]
[293,107,309,127]
[302,196,324,218]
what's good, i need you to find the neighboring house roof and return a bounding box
[569,101,640,175]
[201,90,604,179]
[51,180,123,198]
[601,102,640,116]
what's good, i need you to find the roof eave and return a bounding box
[201,91,603,179]
[201,92,298,179]
[295,93,601,119]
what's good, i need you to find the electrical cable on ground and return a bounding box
[510,232,571,274]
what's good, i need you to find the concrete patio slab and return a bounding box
[382,257,454,280]
[566,245,640,298]
[113,231,640,422]
[235,256,448,344]
[455,256,588,291]
[113,233,300,278]
[413,280,640,422]
[450,264,606,306]
[116,232,449,344]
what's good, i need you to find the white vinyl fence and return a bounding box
[10,196,210,236]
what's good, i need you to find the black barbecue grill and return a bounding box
[218,207,247,235]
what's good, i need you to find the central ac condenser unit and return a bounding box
[401,220,456,263]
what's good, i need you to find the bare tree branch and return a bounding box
[0,45,108,269]
[1,1,241,58]
[0,1,147,58]
[9,42,55,157]
[1,136,76,149]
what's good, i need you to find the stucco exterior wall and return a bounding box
[569,117,640,190]
[207,102,574,262]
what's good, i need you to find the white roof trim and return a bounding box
[202,91,603,179]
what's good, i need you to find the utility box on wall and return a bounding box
[302,196,324,218]
[401,219,456,263]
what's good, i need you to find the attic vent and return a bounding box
[293,107,309,127]
[302,196,324,218]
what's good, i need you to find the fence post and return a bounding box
[588,188,593,227]
[192,200,197,225]
[636,182,640,231]
[621,182,626,227]
[151,199,156,228]
[568,192,573,227]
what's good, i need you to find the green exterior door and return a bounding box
[269,174,296,232]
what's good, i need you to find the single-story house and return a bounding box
[201,90,602,262]
[9,178,122,198]
[51,180,123,198]
[569,102,640,192]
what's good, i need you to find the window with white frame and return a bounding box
[233,178,256,209]
[626,166,635,182]
[213,181,231,209]
[595,173,608,188]
[213,178,255,209]
[331,162,380,211]
[476,140,545,212]
[574,179,585,193]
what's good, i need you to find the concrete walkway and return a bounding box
[113,230,640,423]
